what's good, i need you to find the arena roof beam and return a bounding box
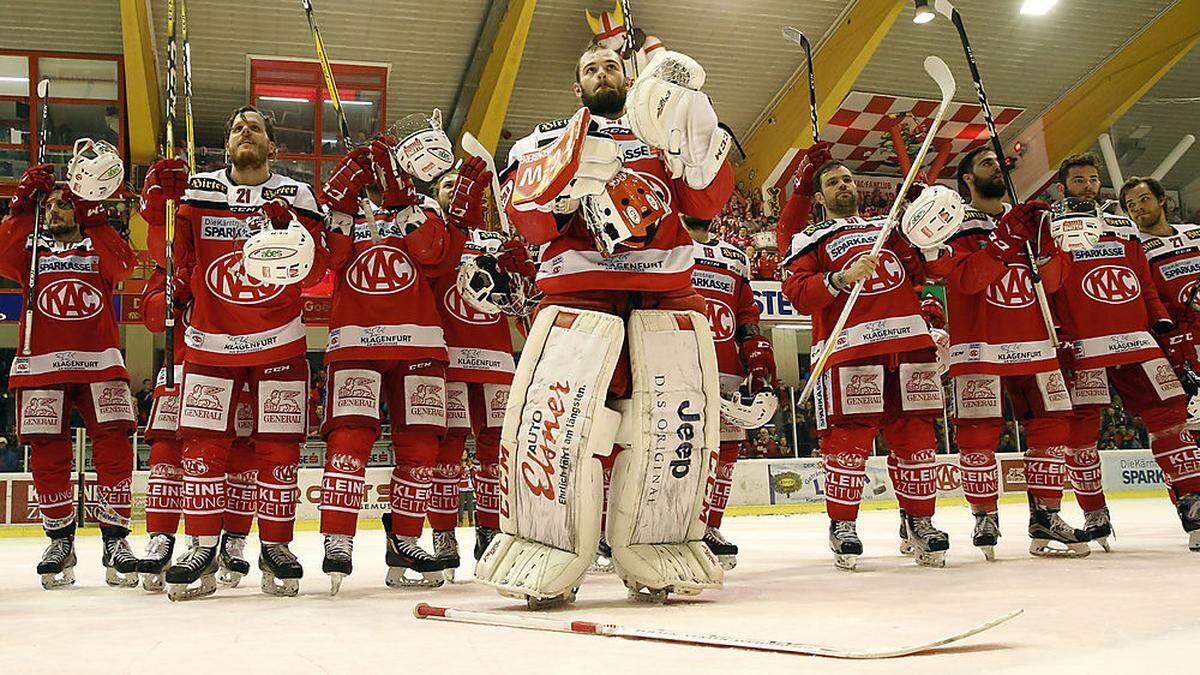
[1010,1,1200,198]
[736,0,909,195]
[120,0,163,165]
[459,0,538,153]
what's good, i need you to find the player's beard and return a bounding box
[582,82,626,117]
[229,140,269,172]
[976,173,1006,199]
[1065,185,1099,203]
[825,190,859,218]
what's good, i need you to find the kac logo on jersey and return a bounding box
[205,251,285,305]
[443,286,498,325]
[703,298,735,342]
[1178,279,1200,307]
[346,246,416,295]
[1082,264,1140,304]
[986,265,1035,308]
[37,279,103,320]
[849,250,905,296]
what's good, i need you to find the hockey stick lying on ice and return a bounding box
[797,56,956,406]
[460,132,513,235]
[413,604,1022,659]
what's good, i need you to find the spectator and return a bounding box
[0,436,18,472]
[135,378,154,426]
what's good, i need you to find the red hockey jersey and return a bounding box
[325,195,462,365]
[155,169,328,367]
[1053,216,1169,370]
[782,216,933,370]
[691,237,759,379]
[0,214,134,388]
[1138,223,1200,327]
[433,228,517,384]
[925,208,1067,376]
[502,111,734,294]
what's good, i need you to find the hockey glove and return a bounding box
[10,163,56,216]
[987,200,1049,263]
[369,135,420,209]
[446,156,490,231]
[792,142,833,197]
[260,196,297,230]
[322,147,374,215]
[139,158,189,224]
[495,238,537,280]
[739,332,778,391]
[920,294,946,330]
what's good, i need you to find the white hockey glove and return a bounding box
[626,51,731,189]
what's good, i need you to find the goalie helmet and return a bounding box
[902,184,964,249]
[388,109,454,182]
[1046,198,1103,252]
[720,377,779,430]
[67,138,124,201]
[455,253,537,317]
[580,169,668,256]
[241,215,314,286]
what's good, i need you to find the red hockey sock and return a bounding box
[706,443,741,528]
[29,439,75,533]
[389,433,438,537]
[255,439,300,544]
[223,438,257,535]
[893,448,937,517]
[145,439,183,534]
[320,427,375,536]
[1065,443,1107,511]
[1025,445,1066,508]
[91,430,134,529]
[958,449,999,513]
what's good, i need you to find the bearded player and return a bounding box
[475,43,734,607]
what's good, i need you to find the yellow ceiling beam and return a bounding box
[459,0,538,153]
[1012,1,1200,197]
[120,0,163,165]
[736,0,908,192]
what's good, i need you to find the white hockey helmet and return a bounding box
[67,138,124,201]
[455,253,536,317]
[901,184,964,249]
[1046,198,1103,252]
[580,169,668,256]
[389,109,455,182]
[241,216,314,286]
[720,377,779,430]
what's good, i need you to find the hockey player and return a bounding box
[428,161,526,578]
[1121,175,1200,550]
[923,147,1089,558]
[683,216,777,569]
[1051,153,1200,550]
[475,44,734,606]
[0,164,139,589]
[315,121,470,593]
[781,161,949,570]
[140,106,328,599]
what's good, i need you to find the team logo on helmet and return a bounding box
[986,264,1035,309]
[205,251,286,305]
[443,285,499,325]
[346,246,417,295]
[704,298,735,342]
[37,279,103,321]
[1082,264,1140,304]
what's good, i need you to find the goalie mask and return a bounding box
[902,185,964,249]
[580,169,668,256]
[67,138,124,201]
[389,109,454,182]
[455,253,537,317]
[720,377,779,430]
[1046,198,1103,252]
[242,215,314,286]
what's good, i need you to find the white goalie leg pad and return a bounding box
[475,306,625,602]
[607,310,724,595]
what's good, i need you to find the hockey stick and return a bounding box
[934,0,1058,347]
[780,26,826,225]
[300,0,380,243]
[413,604,1022,659]
[460,132,513,235]
[179,0,196,173]
[161,0,179,387]
[798,56,956,406]
[22,77,51,356]
[620,0,639,79]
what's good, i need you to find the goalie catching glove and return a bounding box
[625,50,731,189]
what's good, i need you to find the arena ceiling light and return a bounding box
[1020,0,1059,15]
[913,0,935,24]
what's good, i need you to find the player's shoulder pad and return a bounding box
[262,173,323,221]
[1102,214,1139,240]
[184,169,230,200]
[712,238,751,276]
[507,119,569,166]
[781,217,846,266]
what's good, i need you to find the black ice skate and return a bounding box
[897,509,915,556]
[1082,506,1113,551]
[829,520,863,571]
[1176,491,1200,552]
[1028,500,1091,558]
[432,529,461,582]
[703,526,738,570]
[972,511,1001,561]
[217,531,251,587]
[37,531,77,590]
[382,513,445,588]
[474,525,498,562]
[165,537,218,601]
[259,543,303,597]
[903,513,949,568]
[322,534,353,596]
[138,533,175,592]
[589,533,614,574]
[100,525,141,588]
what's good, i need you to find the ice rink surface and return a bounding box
[1,497,1196,674]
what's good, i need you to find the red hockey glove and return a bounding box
[172,264,194,308]
[446,156,491,231]
[322,147,374,215]
[139,158,189,221]
[987,200,1049,263]
[740,333,777,390]
[495,238,537,279]
[920,294,946,330]
[62,185,110,231]
[1157,322,1200,373]
[368,135,420,209]
[260,196,296,229]
[791,141,833,197]
[9,163,56,216]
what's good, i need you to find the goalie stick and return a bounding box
[798,56,956,406]
[413,604,1022,659]
[21,77,51,355]
[460,132,512,235]
[933,0,1058,347]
